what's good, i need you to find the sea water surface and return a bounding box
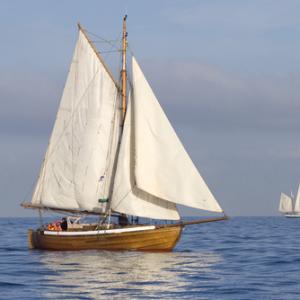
[0,217,299,299]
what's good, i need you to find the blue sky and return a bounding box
[1,0,300,217]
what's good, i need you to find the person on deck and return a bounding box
[118,214,129,226]
[61,217,68,231]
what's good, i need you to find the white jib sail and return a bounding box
[111,95,180,220]
[31,29,120,212]
[131,57,223,213]
[293,184,300,213]
[279,193,293,213]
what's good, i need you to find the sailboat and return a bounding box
[22,16,227,251]
[279,184,300,218]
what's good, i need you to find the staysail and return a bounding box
[31,29,120,212]
[294,184,300,213]
[110,57,223,219]
[278,193,293,213]
[111,95,180,220]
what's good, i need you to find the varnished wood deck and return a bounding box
[28,225,182,251]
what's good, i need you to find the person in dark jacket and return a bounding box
[61,217,68,230]
[118,214,129,226]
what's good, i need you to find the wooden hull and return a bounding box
[28,225,182,252]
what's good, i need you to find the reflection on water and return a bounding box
[39,250,222,299]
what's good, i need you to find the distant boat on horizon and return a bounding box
[21,16,227,251]
[279,184,300,218]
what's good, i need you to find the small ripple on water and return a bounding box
[0,281,25,287]
[0,247,26,252]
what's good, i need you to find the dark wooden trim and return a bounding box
[157,215,229,228]
[180,215,229,226]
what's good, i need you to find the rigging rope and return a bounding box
[86,30,121,50]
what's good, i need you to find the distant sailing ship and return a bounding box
[279,185,300,218]
[22,16,227,251]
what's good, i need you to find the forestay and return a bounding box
[31,29,120,212]
[279,193,293,213]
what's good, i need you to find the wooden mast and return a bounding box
[118,15,128,223]
[121,15,128,120]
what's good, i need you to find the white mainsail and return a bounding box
[278,193,293,213]
[110,57,223,219]
[293,184,300,213]
[31,29,120,212]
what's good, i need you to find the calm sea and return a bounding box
[0,217,299,299]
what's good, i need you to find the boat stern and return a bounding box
[27,229,35,249]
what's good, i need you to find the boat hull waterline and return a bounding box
[285,214,300,218]
[28,225,183,251]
